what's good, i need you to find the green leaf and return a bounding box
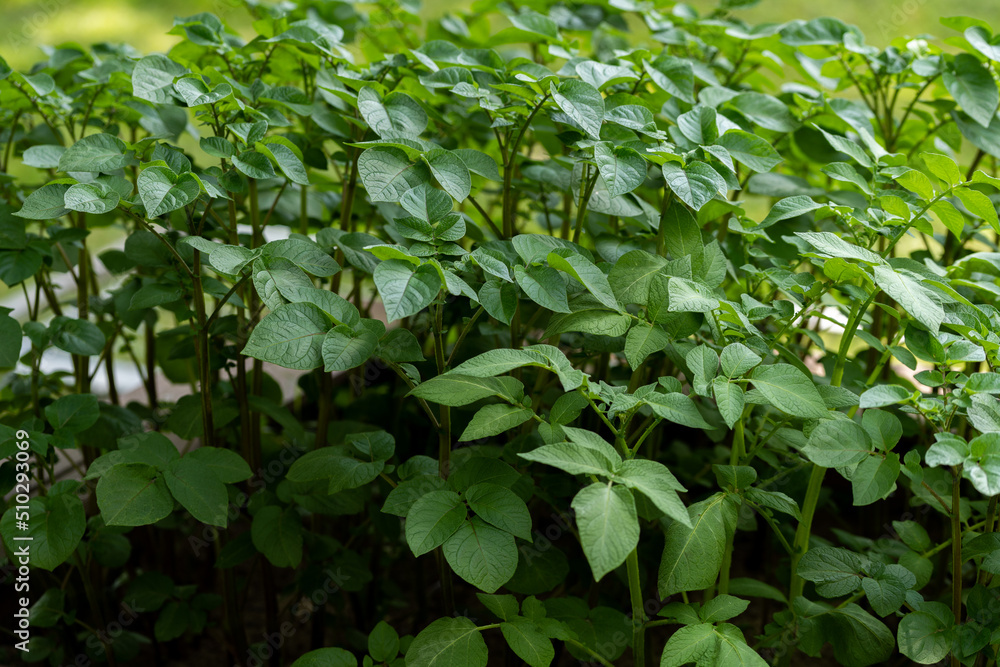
[59,133,130,173]
[624,321,670,366]
[368,621,400,662]
[551,79,605,140]
[757,195,823,228]
[872,265,944,333]
[186,447,252,483]
[715,130,782,173]
[658,493,740,597]
[97,463,175,526]
[613,459,690,526]
[667,277,719,313]
[251,506,303,567]
[700,595,751,623]
[801,602,895,667]
[519,442,616,476]
[546,251,618,310]
[643,54,694,103]
[955,186,1000,232]
[285,448,384,492]
[852,454,901,506]
[165,457,230,527]
[796,231,885,265]
[410,375,522,407]
[138,166,200,217]
[750,364,828,419]
[45,393,99,432]
[322,325,378,371]
[357,86,427,137]
[577,61,639,91]
[720,343,762,378]
[423,149,471,202]
[943,53,999,127]
[859,384,911,409]
[514,264,570,313]
[802,419,872,468]
[0,311,20,367]
[263,238,340,277]
[443,517,518,593]
[0,494,85,570]
[22,144,65,169]
[358,147,430,202]
[465,483,532,540]
[459,403,534,441]
[374,260,441,321]
[14,183,72,220]
[407,617,488,667]
[862,563,915,616]
[662,161,726,211]
[593,142,646,197]
[242,303,329,370]
[200,136,237,159]
[659,623,720,666]
[405,489,466,557]
[132,54,187,103]
[257,141,310,185]
[500,618,554,667]
[400,185,453,223]
[479,280,518,324]
[572,483,639,581]
[232,151,277,180]
[797,546,865,597]
[729,92,799,132]
[64,183,120,215]
[453,149,502,181]
[713,378,745,429]
[608,249,667,306]
[289,648,357,667]
[50,317,105,356]
[643,392,712,428]
[898,605,953,664]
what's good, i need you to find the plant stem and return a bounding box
[788,464,827,602]
[626,547,646,667]
[565,638,616,667]
[572,165,598,244]
[951,465,963,667]
[718,418,746,597]
[215,533,248,662]
[433,299,455,615]
[192,247,215,447]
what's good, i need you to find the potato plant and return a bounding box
[2,1,1000,666]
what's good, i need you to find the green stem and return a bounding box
[951,466,963,667]
[74,554,117,667]
[655,193,672,257]
[565,638,616,667]
[502,94,549,238]
[626,546,646,667]
[433,299,455,615]
[572,166,598,244]
[717,418,747,597]
[788,464,826,602]
[981,495,998,586]
[192,248,215,448]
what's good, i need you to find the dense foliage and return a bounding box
[2,1,1000,665]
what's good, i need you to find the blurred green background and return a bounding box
[0,0,987,69]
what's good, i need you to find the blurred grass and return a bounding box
[0,0,986,70]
